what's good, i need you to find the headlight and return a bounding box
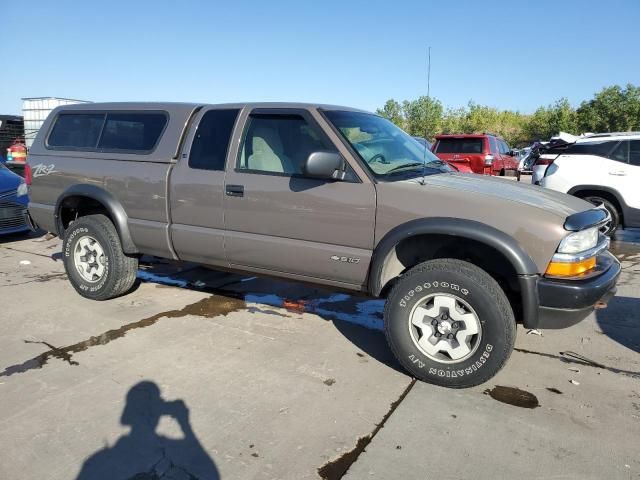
[557,227,598,254]
[16,181,28,197]
[546,227,606,277]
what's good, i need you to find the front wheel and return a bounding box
[384,259,516,388]
[63,214,138,300]
[582,196,620,236]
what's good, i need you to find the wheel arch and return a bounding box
[55,184,138,254]
[567,184,625,224]
[368,218,540,327]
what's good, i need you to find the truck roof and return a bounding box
[50,101,370,113]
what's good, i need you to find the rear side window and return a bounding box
[189,109,240,171]
[47,111,167,153]
[435,138,484,154]
[564,141,615,157]
[47,113,104,149]
[488,136,498,153]
[99,113,167,152]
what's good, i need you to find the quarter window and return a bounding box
[98,113,167,152]
[48,113,104,149]
[608,141,629,163]
[189,109,240,171]
[238,114,332,175]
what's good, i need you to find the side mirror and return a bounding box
[304,151,346,180]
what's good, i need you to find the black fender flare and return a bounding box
[55,184,138,254]
[368,217,540,327]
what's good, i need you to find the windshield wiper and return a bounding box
[386,162,424,173]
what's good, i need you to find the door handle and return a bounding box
[225,184,244,197]
[608,170,627,176]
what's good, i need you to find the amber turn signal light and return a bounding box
[545,257,596,277]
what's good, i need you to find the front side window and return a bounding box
[189,109,239,171]
[324,110,450,179]
[48,113,104,149]
[99,113,167,152]
[238,114,333,175]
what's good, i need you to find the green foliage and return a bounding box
[401,96,443,138]
[577,84,640,133]
[377,84,639,146]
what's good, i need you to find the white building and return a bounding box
[22,97,91,147]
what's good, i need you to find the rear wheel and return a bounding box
[582,196,620,236]
[63,214,138,300]
[384,259,516,388]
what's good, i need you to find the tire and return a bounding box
[582,196,620,236]
[384,258,516,388]
[63,214,138,300]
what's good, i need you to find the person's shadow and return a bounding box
[75,381,219,480]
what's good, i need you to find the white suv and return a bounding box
[537,132,640,234]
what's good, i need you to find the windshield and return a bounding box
[323,110,451,179]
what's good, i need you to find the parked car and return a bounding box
[536,132,640,234]
[432,133,519,175]
[0,162,31,235]
[28,102,619,388]
[411,136,472,173]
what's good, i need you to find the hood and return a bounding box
[0,164,22,195]
[403,173,591,219]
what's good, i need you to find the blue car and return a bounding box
[0,162,31,235]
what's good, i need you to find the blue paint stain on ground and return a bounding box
[137,267,385,331]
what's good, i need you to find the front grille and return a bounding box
[0,189,16,200]
[0,200,27,230]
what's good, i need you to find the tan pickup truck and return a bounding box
[28,102,620,387]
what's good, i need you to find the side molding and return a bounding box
[55,184,138,254]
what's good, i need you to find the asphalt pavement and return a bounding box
[0,227,638,480]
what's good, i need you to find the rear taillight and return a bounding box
[534,155,555,166]
[484,154,494,165]
[24,163,32,185]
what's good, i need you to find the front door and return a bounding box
[223,108,376,287]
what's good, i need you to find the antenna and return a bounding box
[420,46,431,185]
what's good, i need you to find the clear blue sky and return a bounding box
[2,0,639,115]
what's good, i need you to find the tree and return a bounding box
[376,99,405,129]
[577,84,640,133]
[401,96,443,139]
[377,83,638,145]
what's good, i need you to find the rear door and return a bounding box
[498,139,517,171]
[606,140,640,212]
[169,107,240,266]
[223,108,376,287]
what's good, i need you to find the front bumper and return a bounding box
[534,251,620,329]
